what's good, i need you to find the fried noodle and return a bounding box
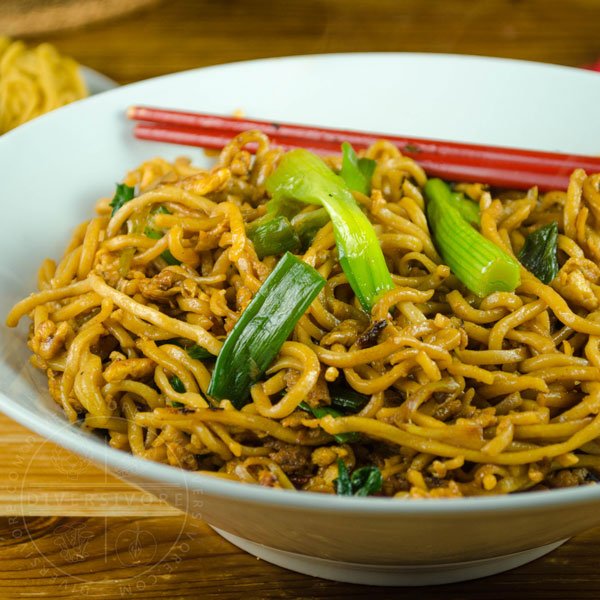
[8,131,600,498]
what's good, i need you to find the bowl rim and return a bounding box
[3,50,600,149]
[2,51,600,514]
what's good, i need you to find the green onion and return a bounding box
[144,205,181,266]
[263,196,306,222]
[329,385,370,413]
[143,227,162,240]
[113,184,140,275]
[207,252,326,408]
[425,178,520,297]
[291,208,330,249]
[170,376,185,393]
[187,344,217,360]
[153,205,170,216]
[247,215,300,259]
[335,459,353,495]
[350,466,383,496]
[334,459,383,496]
[109,183,135,217]
[143,226,181,265]
[156,338,219,360]
[169,376,185,407]
[297,401,360,444]
[449,191,481,227]
[265,149,394,312]
[156,338,192,349]
[170,370,213,407]
[338,142,376,196]
[517,222,559,284]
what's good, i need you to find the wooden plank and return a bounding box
[0,514,598,599]
[26,0,600,86]
[0,412,178,516]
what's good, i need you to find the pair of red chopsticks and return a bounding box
[127,105,600,191]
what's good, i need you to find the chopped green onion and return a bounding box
[156,338,219,360]
[449,191,481,227]
[247,215,300,259]
[144,230,180,265]
[517,222,559,284]
[144,205,181,266]
[169,376,185,407]
[334,459,383,496]
[265,149,395,312]
[207,252,326,408]
[143,226,181,265]
[170,376,185,393]
[425,178,520,297]
[114,184,141,275]
[170,370,213,407]
[335,459,353,495]
[143,227,162,239]
[297,401,360,444]
[109,183,135,217]
[329,385,370,413]
[187,344,217,360]
[291,208,330,249]
[339,142,376,196]
[152,205,170,216]
[350,466,383,496]
[264,196,306,222]
[156,338,194,349]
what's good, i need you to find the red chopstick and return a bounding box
[128,106,600,191]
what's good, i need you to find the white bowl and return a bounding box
[80,66,118,95]
[2,53,600,586]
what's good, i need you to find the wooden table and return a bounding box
[6,0,600,597]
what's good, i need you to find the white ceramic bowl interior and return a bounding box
[2,54,600,586]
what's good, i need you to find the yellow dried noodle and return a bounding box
[0,36,88,134]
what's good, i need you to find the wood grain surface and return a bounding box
[4,0,600,596]
[0,413,177,517]
[0,0,160,37]
[27,0,600,85]
[0,512,600,599]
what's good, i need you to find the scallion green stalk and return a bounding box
[265,149,394,312]
[207,252,326,408]
[144,205,181,265]
[425,178,520,297]
[297,401,360,444]
[449,191,481,227]
[338,142,376,196]
[291,208,330,249]
[329,385,370,413]
[246,215,300,259]
[517,222,559,284]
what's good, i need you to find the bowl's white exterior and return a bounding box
[2,54,600,585]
